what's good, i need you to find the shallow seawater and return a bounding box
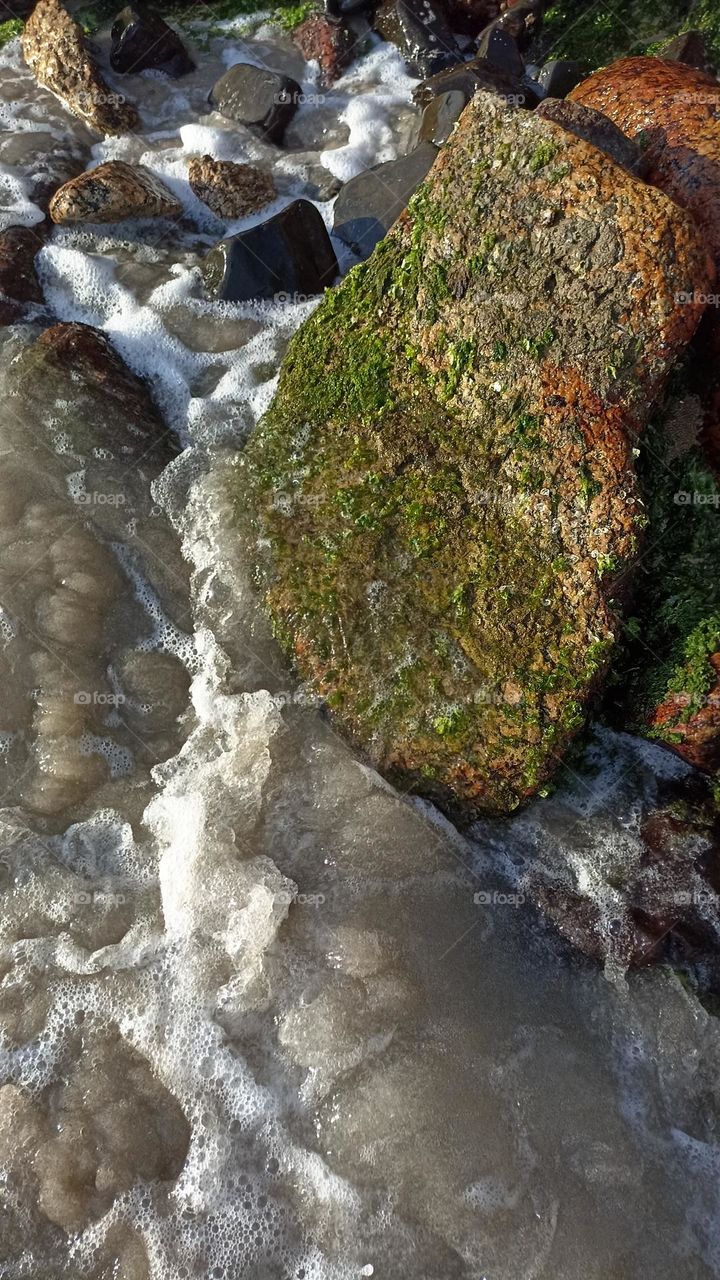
[0,15,719,1280]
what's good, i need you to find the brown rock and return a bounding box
[571,59,720,516]
[0,224,46,314]
[571,57,720,266]
[188,155,276,220]
[292,11,353,86]
[22,0,139,135]
[49,160,181,224]
[648,655,720,772]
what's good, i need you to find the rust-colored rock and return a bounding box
[22,0,139,135]
[188,156,276,220]
[648,655,720,771]
[49,160,181,224]
[232,92,712,819]
[571,57,720,264]
[292,12,353,86]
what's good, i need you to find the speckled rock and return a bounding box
[571,58,720,264]
[571,57,720,767]
[292,11,353,86]
[49,160,182,224]
[231,92,712,819]
[22,0,139,135]
[110,4,195,78]
[188,156,276,219]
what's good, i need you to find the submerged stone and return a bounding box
[332,143,438,258]
[22,0,139,135]
[110,3,195,78]
[202,199,338,303]
[232,92,711,819]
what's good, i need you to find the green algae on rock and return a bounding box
[611,389,720,772]
[231,91,712,819]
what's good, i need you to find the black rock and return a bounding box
[416,87,467,144]
[537,58,587,99]
[202,200,339,303]
[209,64,301,144]
[475,26,524,79]
[332,142,437,259]
[661,29,716,74]
[414,55,540,110]
[475,0,542,55]
[536,99,644,175]
[324,0,376,15]
[373,0,462,78]
[110,4,195,77]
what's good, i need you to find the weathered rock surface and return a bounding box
[332,142,437,258]
[232,92,711,818]
[22,0,139,135]
[188,155,276,219]
[49,160,181,223]
[292,11,353,85]
[535,98,643,174]
[571,57,720,770]
[571,58,720,265]
[209,63,300,143]
[110,3,195,77]
[374,0,462,78]
[202,199,338,303]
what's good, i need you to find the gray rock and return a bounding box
[414,55,540,110]
[332,142,437,259]
[416,88,467,145]
[476,27,524,79]
[202,199,338,303]
[538,59,587,99]
[209,64,301,144]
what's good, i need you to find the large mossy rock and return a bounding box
[232,92,712,818]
